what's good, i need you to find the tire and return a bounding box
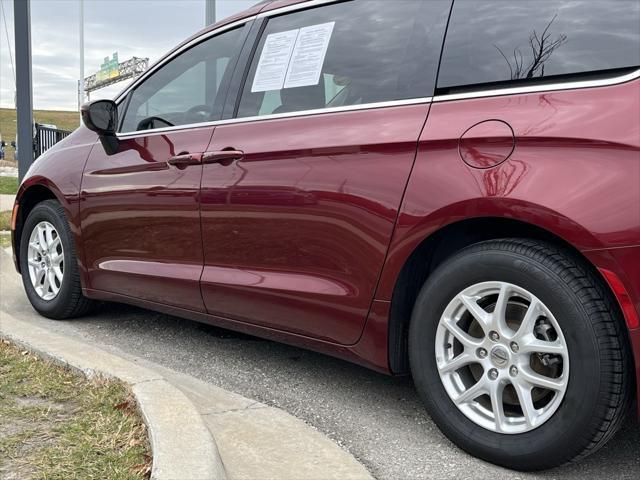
[409,238,633,471]
[19,200,95,319]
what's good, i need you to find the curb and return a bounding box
[0,310,227,480]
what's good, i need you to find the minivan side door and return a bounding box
[80,23,249,311]
[199,0,451,344]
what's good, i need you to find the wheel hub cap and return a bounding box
[489,345,509,368]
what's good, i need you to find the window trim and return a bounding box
[257,0,348,19]
[117,97,432,139]
[116,66,639,139]
[433,68,640,103]
[113,0,640,139]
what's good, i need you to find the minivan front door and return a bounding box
[80,23,248,311]
[199,0,450,343]
[81,129,212,311]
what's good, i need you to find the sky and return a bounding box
[0,0,256,111]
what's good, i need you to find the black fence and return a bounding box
[34,123,72,159]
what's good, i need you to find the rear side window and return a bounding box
[438,0,640,92]
[236,0,450,118]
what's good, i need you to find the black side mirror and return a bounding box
[0,141,5,147]
[10,141,16,148]
[81,99,119,155]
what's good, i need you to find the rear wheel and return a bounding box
[19,200,95,319]
[409,239,633,470]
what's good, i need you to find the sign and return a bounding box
[251,22,335,92]
[96,52,120,82]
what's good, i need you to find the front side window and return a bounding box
[237,0,450,118]
[438,0,640,92]
[120,26,245,132]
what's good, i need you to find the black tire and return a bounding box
[19,200,95,319]
[409,238,633,471]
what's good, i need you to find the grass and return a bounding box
[0,211,11,231]
[0,206,10,246]
[1,108,80,162]
[0,176,19,195]
[0,340,151,479]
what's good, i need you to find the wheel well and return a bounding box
[388,217,602,374]
[14,185,57,272]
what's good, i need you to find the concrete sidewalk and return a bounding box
[0,249,373,480]
[1,194,16,212]
[139,358,374,480]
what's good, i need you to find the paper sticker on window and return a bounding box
[251,22,335,93]
[284,22,335,89]
[251,29,299,93]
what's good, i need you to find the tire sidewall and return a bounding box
[409,246,601,469]
[19,201,76,318]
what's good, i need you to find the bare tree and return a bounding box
[495,15,568,80]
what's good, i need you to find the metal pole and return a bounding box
[79,0,85,117]
[13,0,33,181]
[205,0,216,26]
[205,0,217,105]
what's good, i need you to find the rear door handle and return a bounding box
[167,153,202,168]
[202,149,244,165]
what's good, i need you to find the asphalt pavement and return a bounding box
[1,250,639,480]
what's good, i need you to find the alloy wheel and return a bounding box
[435,281,569,434]
[27,221,64,301]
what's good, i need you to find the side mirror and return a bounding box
[0,141,5,147]
[10,141,16,148]
[81,99,119,155]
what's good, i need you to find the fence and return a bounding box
[34,124,72,159]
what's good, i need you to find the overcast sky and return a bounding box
[0,0,256,111]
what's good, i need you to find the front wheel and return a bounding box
[409,239,633,470]
[19,200,95,319]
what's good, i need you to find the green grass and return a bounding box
[0,211,11,231]
[1,108,80,162]
[0,176,19,195]
[0,340,151,479]
[0,209,11,246]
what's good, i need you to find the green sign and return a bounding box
[96,52,119,82]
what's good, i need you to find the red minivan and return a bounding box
[10,0,640,470]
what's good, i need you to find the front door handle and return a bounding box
[167,152,202,168]
[202,149,244,165]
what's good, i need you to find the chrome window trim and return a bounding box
[116,97,432,139]
[257,0,345,18]
[433,68,640,103]
[113,16,255,105]
[115,66,639,139]
[112,0,639,139]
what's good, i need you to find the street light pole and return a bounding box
[13,0,33,181]
[205,0,216,26]
[205,0,216,105]
[79,0,85,118]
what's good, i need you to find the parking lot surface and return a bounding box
[1,251,639,480]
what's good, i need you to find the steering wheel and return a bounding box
[136,116,174,131]
[184,104,214,124]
